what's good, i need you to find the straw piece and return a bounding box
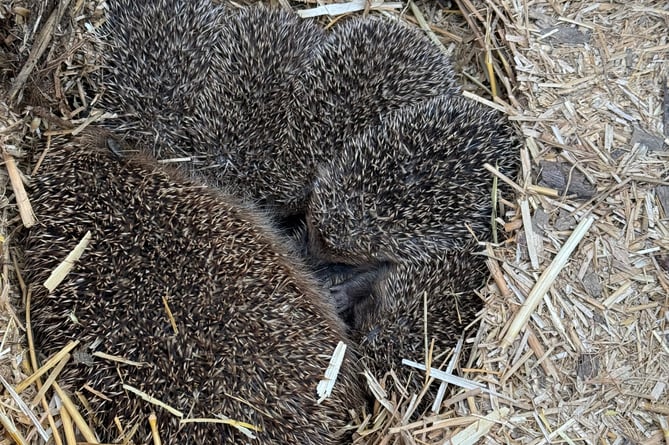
[70,111,117,136]
[484,162,525,195]
[180,417,261,435]
[148,413,161,445]
[31,352,71,406]
[445,408,509,445]
[16,340,79,393]
[162,295,179,335]
[363,370,395,414]
[501,215,595,348]
[297,0,402,18]
[527,185,560,198]
[408,0,448,54]
[43,231,91,292]
[660,416,669,443]
[520,199,539,269]
[402,359,515,403]
[0,410,29,445]
[0,374,49,442]
[53,382,98,443]
[92,351,146,367]
[24,288,65,445]
[3,152,36,228]
[526,330,559,380]
[122,384,184,418]
[462,90,507,113]
[640,402,669,416]
[316,341,346,403]
[60,404,77,445]
[81,384,111,402]
[432,337,464,412]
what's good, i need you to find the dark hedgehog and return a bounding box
[97,0,224,149]
[22,129,365,444]
[298,15,460,168]
[99,0,327,215]
[305,94,517,388]
[308,94,517,266]
[190,6,327,212]
[352,247,486,380]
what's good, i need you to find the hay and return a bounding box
[0,0,667,443]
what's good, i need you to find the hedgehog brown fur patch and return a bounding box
[98,1,326,216]
[22,129,365,444]
[299,16,460,171]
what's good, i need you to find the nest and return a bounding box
[0,0,667,443]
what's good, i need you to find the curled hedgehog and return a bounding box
[92,0,519,414]
[299,15,460,170]
[98,1,326,216]
[305,94,518,388]
[22,129,364,444]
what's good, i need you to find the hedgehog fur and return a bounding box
[298,15,460,168]
[305,94,517,392]
[22,129,365,444]
[98,3,462,218]
[99,1,326,215]
[307,94,517,267]
[98,0,224,149]
[353,246,486,380]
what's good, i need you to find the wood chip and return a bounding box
[3,152,36,227]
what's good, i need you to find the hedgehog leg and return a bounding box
[326,264,391,323]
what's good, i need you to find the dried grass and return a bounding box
[1,0,667,443]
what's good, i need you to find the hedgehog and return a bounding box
[98,1,327,216]
[307,94,517,267]
[296,15,461,171]
[96,0,224,149]
[352,247,486,380]
[304,94,517,391]
[21,129,365,444]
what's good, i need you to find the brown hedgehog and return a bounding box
[22,129,364,444]
[98,1,326,215]
[97,0,224,149]
[305,94,517,392]
[298,15,460,170]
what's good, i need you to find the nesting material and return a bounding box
[42,231,91,292]
[297,0,403,18]
[317,341,348,404]
[2,153,35,228]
